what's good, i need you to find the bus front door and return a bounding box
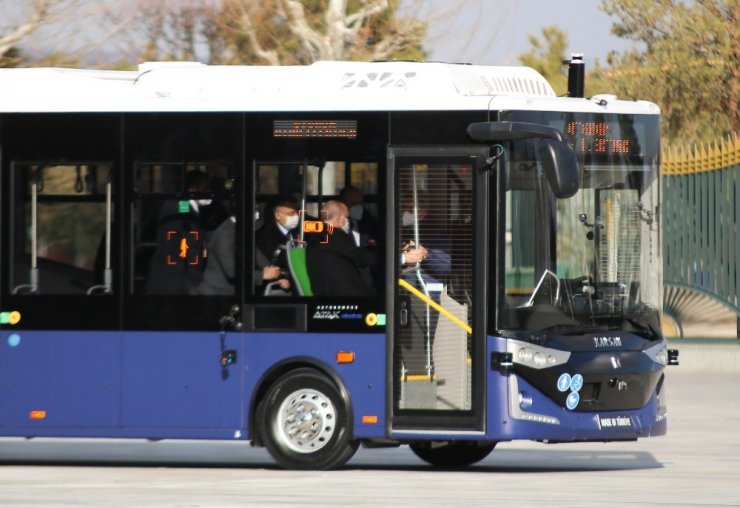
[388,147,489,431]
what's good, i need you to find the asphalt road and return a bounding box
[0,369,738,508]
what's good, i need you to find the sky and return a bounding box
[425,0,634,67]
[4,0,635,70]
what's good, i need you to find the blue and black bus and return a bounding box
[0,60,676,469]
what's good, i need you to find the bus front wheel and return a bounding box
[410,441,496,467]
[260,368,358,470]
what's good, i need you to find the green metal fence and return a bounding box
[662,133,740,336]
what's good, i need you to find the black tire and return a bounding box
[260,368,358,470]
[410,441,496,467]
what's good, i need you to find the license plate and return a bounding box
[597,415,633,429]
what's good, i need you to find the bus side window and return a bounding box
[253,161,379,298]
[132,161,232,296]
[254,163,301,297]
[10,163,114,296]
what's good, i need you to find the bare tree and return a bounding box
[107,0,427,66]
[0,0,85,66]
[215,0,427,65]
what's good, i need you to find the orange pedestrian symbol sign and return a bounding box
[166,230,201,265]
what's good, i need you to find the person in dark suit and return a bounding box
[339,185,379,244]
[146,170,211,295]
[306,200,377,297]
[255,198,298,294]
[195,200,285,296]
[194,199,236,296]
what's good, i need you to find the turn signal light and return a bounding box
[336,351,355,364]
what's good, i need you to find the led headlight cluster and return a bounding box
[507,339,571,370]
[643,342,668,366]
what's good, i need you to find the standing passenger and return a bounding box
[306,200,377,297]
[146,170,211,295]
[194,199,236,295]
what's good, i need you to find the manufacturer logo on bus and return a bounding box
[593,336,622,348]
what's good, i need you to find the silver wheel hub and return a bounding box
[276,388,336,454]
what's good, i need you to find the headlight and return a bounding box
[518,348,532,362]
[507,339,571,369]
[644,342,668,366]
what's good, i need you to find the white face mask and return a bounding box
[340,216,351,233]
[196,198,212,207]
[401,211,415,227]
[283,214,300,230]
[349,204,364,221]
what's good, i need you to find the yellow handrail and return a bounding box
[398,278,472,335]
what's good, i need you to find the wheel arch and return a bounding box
[248,357,354,447]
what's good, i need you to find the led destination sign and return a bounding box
[566,120,631,155]
[273,120,358,139]
[502,111,659,165]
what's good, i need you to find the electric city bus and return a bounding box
[0,60,677,469]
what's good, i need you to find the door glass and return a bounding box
[395,160,474,411]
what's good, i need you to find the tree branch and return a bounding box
[281,0,332,60]
[0,0,56,56]
[240,10,280,65]
[345,0,389,31]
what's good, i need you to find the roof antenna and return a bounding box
[563,53,585,98]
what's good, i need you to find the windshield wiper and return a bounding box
[537,323,616,336]
[623,317,660,340]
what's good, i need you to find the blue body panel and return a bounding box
[0,330,386,440]
[485,336,667,442]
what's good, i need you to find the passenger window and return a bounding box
[132,161,234,296]
[10,163,114,295]
[253,161,379,298]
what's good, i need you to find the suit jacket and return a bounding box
[307,229,377,297]
[256,220,293,269]
[194,217,235,295]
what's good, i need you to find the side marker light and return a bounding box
[336,351,355,364]
[0,311,21,325]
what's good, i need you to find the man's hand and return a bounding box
[402,243,428,264]
[263,265,281,280]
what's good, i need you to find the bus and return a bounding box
[0,60,678,469]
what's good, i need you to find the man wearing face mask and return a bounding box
[400,198,451,281]
[146,170,212,295]
[306,200,377,296]
[398,195,452,376]
[255,198,299,294]
[339,185,379,245]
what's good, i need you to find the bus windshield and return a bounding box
[500,111,662,340]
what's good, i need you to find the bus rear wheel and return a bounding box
[410,441,496,467]
[260,368,358,470]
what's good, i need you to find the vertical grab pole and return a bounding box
[411,166,433,376]
[86,179,113,295]
[299,160,307,244]
[103,181,113,292]
[30,181,39,292]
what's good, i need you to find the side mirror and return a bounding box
[538,138,579,198]
[467,121,580,198]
